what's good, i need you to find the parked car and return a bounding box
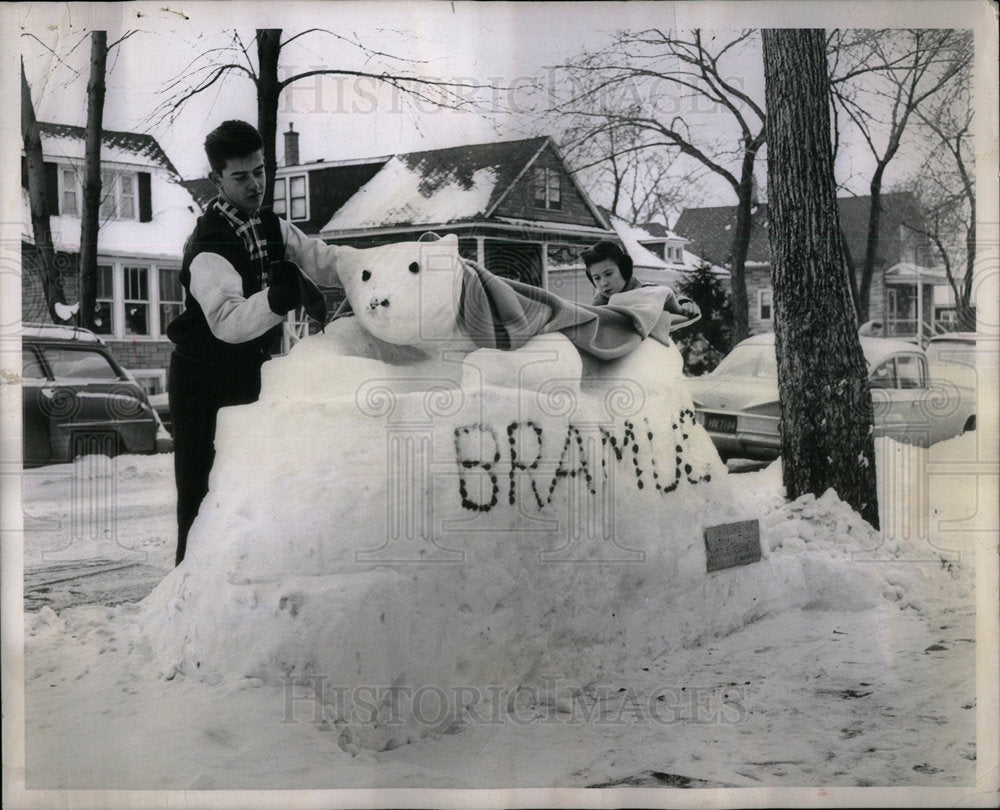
[687,333,976,461]
[22,323,159,466]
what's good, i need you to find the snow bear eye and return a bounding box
[361,270,372,282]
[409,262,420,274]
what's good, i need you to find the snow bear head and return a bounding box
[337,234,468,348]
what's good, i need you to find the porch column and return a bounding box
[476,236,485,267]
[916,269,923,346]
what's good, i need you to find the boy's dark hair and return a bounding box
[204,120,264,174]
[581,240,633,284]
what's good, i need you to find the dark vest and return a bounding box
[166,205,286,364]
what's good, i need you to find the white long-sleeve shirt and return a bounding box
[189,219,341,344]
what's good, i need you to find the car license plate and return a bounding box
[704,413,737,433]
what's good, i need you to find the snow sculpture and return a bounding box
[143,235,897,752]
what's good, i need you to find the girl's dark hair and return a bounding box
[580,240,633,284]
[204,120,264,174]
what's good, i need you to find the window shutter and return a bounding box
[138,172,152,222]
[44,162,59,215]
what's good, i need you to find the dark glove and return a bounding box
[267,260,302,315]
[267,260,328,326]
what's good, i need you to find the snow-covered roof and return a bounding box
[606,214,672,271]
[21,122,200,259]
[180,178,217,210]
[35,122,180,176]
[324,155,500,231]
[884,262,951,284]
[617,218,687,245]
[320,137,580,236]
[633,219,687,242]
[23,180,201,261]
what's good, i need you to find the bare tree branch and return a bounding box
[543,28,765,341]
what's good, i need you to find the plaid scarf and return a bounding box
[214,198,268,286]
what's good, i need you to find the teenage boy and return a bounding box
[167,120,341,565]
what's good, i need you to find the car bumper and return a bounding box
[50,418,158,461]
[696,410,781,460]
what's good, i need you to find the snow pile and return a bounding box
[137,320,957,751]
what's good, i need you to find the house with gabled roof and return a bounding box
[269,130,616,305]
[21,122,203,392]
[673,192,951,340]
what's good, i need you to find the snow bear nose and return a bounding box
[368,297,389,310]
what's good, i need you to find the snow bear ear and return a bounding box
[416,232,458,247]
[333,245,363,282]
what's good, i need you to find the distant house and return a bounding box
[630,219,691,267]
[21,122,202,391]
[269,129,615,305]
[674,192,950,339]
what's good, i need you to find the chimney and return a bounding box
[283,123,300,167]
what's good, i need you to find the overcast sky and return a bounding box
[13,1,992,216]
[20,3,658,175]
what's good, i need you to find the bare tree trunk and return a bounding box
[257,29,282,209]
[961,204,976,331]
[729,139,764,342]
[21,59,69,323]
[858,168,887,323]
[763,28,879,528]
[78,31,108,332]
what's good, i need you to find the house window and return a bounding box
[758,289,773,321]
[273,174,308,221]
[95,260,180,340]
[127,368,167,395]
[159,266,184,330]
[99,169,139,221]
[119,173,136,219]
[100,170,116,220]
[93,264,115,335]
[534,167,561,210]
[60,167,80,215]
[123,265,150,336]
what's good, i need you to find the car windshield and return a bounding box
[926,339,974,367]
[711,343,777,378]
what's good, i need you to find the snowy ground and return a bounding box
[9,429,996,808]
